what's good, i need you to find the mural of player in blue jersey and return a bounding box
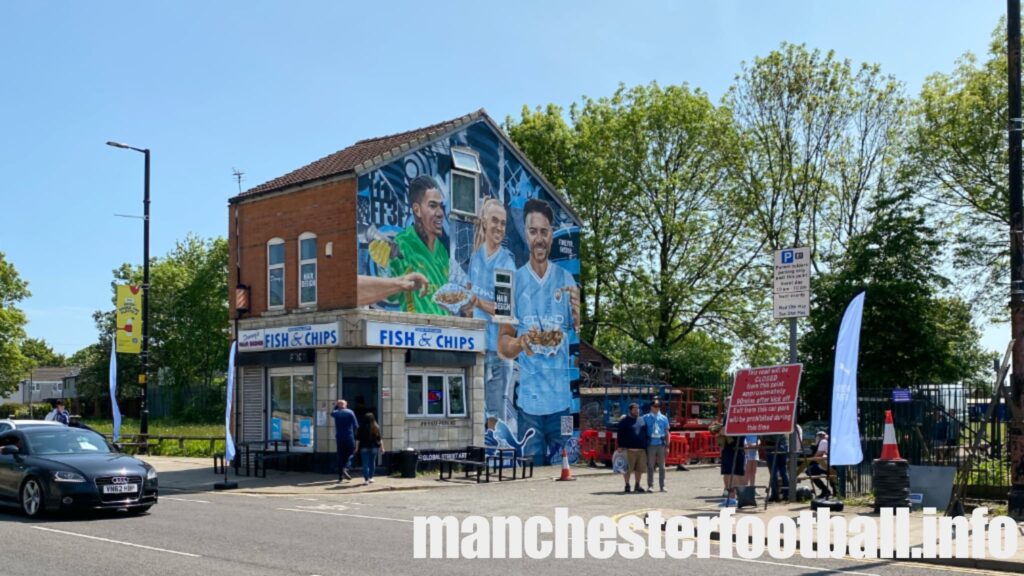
[499,198,581,465]
[468,198,517,423]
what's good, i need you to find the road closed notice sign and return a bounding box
[724,364,802,436]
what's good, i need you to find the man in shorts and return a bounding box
[617,403,648,493]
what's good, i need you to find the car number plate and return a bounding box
[102,484,138,494]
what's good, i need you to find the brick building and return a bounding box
[229,110,582,472]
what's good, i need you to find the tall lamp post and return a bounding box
[1007,0,1024,520]
[107,141,151,447]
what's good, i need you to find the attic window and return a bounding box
[450,148,480,217]
[451,148,481,172]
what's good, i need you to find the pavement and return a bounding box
[142,456,1024,573]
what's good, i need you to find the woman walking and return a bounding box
[357,412,384,485]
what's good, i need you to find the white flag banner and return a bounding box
[830,292,865,466]
[224,341,237,463]
[109,337,122,442]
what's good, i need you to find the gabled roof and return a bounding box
[230,109,580,223]
[26,367,80,383]
[234,110,485,200]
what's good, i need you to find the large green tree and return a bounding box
[21,337,66,368]
[0,252,32,395]
[508,83,764,381]
[74,235,229,420]
[800,190,991,416]
[909,20,1010,317]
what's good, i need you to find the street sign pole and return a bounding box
[774,247,811,502]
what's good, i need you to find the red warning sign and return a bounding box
[723,364,802,436]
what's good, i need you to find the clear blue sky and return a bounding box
[0,1,1009,358]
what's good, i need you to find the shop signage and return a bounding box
[365,321,484,353]
[892,388,912,403]
[238,322,339,352]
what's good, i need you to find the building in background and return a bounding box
[228,110,582,472]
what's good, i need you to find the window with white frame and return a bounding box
[298,233,317,306]
[267,238,285,309]
[450,147,480,217]
[406,371,467,417]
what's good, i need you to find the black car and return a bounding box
[0,426,158,517]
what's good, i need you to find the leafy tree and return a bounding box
[0,252,32,395]
[908,20,1010,317]
[508,83,764,381]
[800,190,990,416]
[727,43,907,264]
[21,337,66,367]
[75,235,229,420]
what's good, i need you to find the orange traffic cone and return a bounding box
[880,410,902,461]
[557,447,575,481]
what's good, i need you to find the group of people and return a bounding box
[331,399,384,485]
[717,424,832,506]
[614,400,670,493]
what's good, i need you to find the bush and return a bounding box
[0,403,44,419]
[0,403,25,418]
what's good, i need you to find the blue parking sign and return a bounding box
[782,250,794,264]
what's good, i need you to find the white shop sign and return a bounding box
[238,322,339,351]
[365,321,484,353]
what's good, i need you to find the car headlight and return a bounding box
[53,471,86,483]
[146,467,158,480]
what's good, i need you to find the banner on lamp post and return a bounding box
[115,285,142,354]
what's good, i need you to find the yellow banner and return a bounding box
[116,284,142,354]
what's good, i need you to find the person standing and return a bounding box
[617,403,648,493]
[743,435,760,487]
[498,198,580,465]
[643,400,669,492]
[765,433,789,502]
[331,399,358,482]
[356,412,383,485]
[807,431,832,497]
[716,424,745,507]
[45,400,70,425]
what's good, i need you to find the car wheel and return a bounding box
[126,505,152,515]
[21,477,45,518]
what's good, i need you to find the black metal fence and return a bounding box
[845,385,1012,500]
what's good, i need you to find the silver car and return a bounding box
[0,419,65,433]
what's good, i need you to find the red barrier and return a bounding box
[580,429,600,462]
[665,433,689,466]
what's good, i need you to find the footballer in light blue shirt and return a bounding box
[499,198,580,465]
[468,198,517,422]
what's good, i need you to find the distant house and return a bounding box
[3,367,82,410]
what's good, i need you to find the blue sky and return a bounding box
[0,1,1009,357]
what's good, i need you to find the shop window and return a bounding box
[407,371,468,417]
[267,238,285,309]
[298,233,317,306]
[450,147,480,217]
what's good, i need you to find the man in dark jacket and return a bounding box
[617,403,648,493]
[331,399,358,481]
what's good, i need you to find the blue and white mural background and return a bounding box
[356,120,581,465]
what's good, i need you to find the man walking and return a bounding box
[331,399,358,482]
[617,403,647,493]
[643,400,669,492]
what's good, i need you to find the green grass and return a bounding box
[83,418,226,457]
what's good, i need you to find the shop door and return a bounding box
[341,365,380,424]
[268,367,315,452]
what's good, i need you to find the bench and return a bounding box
[513,456,534,479]
[439,458,490,483]
[254,451,306,477]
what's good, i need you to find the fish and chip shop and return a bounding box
[228,109,582,474]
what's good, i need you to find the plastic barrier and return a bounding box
[665,433,690,467]
[580,429,600,462]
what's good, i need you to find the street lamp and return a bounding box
[107,140,151,448]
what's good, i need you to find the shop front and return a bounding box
[234,310,486,473]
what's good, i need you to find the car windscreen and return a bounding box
[24,429,112,455]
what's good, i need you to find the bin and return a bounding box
[398,448,419,478]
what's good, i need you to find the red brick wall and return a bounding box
[228,177,357,318]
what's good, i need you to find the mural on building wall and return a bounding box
[355,120,581,465]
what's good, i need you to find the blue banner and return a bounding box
[830,292,865,466]
[224,342,237,463]
[109,336,122,443]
